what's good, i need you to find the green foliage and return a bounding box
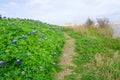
[0,18,64,80]
[64,28,120,80]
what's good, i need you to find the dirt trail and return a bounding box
[55,33,76,80]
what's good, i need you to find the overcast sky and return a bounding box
[0,0,120,24]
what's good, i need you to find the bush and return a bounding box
[97,18,110,28]
[85,18,94,27]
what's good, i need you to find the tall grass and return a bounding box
[64,18,113,38]
[63,18,120,80]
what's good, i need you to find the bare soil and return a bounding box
[55,33,76,80]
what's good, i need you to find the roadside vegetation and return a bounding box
[64,18,120,80]
[0,16,64,80]
[1,15,120,80]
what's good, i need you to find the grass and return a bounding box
[63,26,120,80]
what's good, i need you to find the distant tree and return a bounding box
[97,18,110,28]
[85,18,94,27]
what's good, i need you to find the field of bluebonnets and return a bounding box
[0,15,64,80]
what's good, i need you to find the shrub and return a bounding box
[85,18,94,27]
[97,18,110,28]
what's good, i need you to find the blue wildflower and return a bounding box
[0,61,4,67]
[28,32,31,35]
[12,40,17,45]
[11,23,16,26]
[3,16,6,18]
[22,35,27,39]
[0,15,2,19]
[41,34,44,38]
[38,40,41,42]
[41,35,44,38]
[52,53,58,56]
[8,18,11,21]
[32,30,37,34]
[16,60,20,65]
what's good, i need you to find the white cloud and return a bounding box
[8,2,17,6]
[27,0,50,6]
[0,11,7,15]
[3,2,17,7]
[1,0,120,24]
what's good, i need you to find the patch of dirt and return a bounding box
[55,33,76,80]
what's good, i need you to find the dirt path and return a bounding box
[55,33,76,80]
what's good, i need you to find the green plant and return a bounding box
[64,27,120,80]
[0,17,64,80]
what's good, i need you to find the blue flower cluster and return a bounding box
[16,60,20,65]
[41,33,44,38]
[12,40,17,45]
[0,15,2,19]
[32,30,37,34]
[0,61,4,67]
[22,35,27,39]
[52,52,58,57]
[0,59,21,67]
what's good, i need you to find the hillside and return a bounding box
[0,17,64,80]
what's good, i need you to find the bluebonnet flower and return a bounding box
[3,16,6,18]
[11,23,16,26]
[28,32,31,35]
[16,18,20,20]
[16,60,20,65]
[22,35,27,39]
[41,34,44,38]
[41,35,44,38]
[0,61,4,67]
[12,40,17,45]
[8,18,11,21]
[32,30,37,34]
[52,52,58,57]
[38,40,41,42]
[0,15,2,19]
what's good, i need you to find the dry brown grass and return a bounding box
[73,25,86,34]
[98,27,113,37]
[84,51,120,80]
[63,24,113,37]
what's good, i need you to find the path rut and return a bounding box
[55,33,76,80]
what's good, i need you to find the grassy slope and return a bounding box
[64,27,120,80]
[0,18,64,80]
